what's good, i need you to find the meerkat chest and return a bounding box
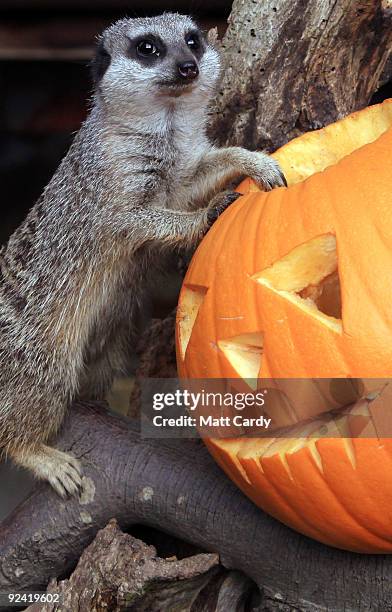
[166,138,209,192]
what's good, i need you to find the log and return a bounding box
[25,520,222,612]
[24,520,257,611]
[208,0,392,151]
[1,401,392,611]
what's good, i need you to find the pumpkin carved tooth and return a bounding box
[253,234,342,333]
[308,443,324,472]
[342,438,357,469]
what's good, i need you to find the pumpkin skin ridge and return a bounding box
[213,198,256,380]
[245,449,346,543]
[335,240,392,374]
[268,430,392,550]
[315,437,392,545]
[252,200,273,378]
[305,438,392,547]
[278,182,342,376]
[193,194,264,380]
[180,194,247,292]
[238,451,333,543]
[247,196,264,379]
[251,187,313,377]
[324,152,392,361]
[214,200,248,379]
[183,196,250,378]
[356,222,392,334]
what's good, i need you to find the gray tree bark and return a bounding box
[208,0,392,151]
[25,520,224,612]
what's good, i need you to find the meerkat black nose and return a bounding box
[178,61,199,80]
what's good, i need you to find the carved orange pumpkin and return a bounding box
[176,99,392,552]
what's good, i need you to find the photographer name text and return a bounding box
[152,414,272,428]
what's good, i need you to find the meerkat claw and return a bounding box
[207,190,240,225]
[279,169,288,187]
[50,454,83,497]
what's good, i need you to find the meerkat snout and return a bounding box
[177,61,199,80]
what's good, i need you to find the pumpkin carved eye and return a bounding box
[177,284,207,359]
[253,233,342,334]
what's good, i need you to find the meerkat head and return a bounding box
[92,13,221,117]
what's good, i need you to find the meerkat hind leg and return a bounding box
[10,444,82,498]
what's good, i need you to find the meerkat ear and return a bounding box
[91,38,111,85]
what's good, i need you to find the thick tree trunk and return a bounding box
[208,0,392,151]
[1,402,392,612]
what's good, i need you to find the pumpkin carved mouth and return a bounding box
[205,386,392,553]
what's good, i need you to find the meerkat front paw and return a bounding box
[206,190,240,226]
[249,153,287,191]
[10,444,83,498]
[44,450,83,498]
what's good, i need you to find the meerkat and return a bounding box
[0,13,286,497]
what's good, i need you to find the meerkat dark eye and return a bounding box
[136,40,160,58]
[185,33,200,51]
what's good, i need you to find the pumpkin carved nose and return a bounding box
[178,61,199,80]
